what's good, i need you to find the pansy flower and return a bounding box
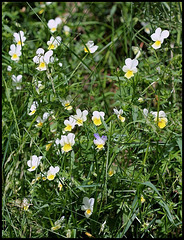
[92,111,105,126]
[28,101,38,116]
[35,112,50,128]
[63,25,71,36]
[33,48,53,71]
[13,30,26,47]
[64,116,76,131]
[47,17,62,33]
[12,75,22,90]
[60,133,75,153]
[9,44,21,61]
[150,110,168,129]
[27,155,42,172]
[113,108,125,122]
[72,109,88,126]
[47,36,62,50]
[84,41,98,53]
[151,27,169,49]
[93,133,107,150]
[122,58,138,79]
[81,197,94,218]
[61,95,73,110]
[47,166,60,180]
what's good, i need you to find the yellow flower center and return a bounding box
[64,124,72,131]
[12,53,18,60]
[47,174,55,181]
[39,9,44,14]
[23,206,29,211]
[46,143,52,151]
[31,166,36,170]
[155,40,161,48]
[65,103,72,110]
[93,117,101,126]
[48,44,55,50]
[30,109,36,115]
[84,47,90,53]
[125,70,134,79]
[36,175,41,181]
[51,27,56,32]
[118,115,125,122]
[62,143,72,152]
[97,144,104,150]
[109,170,114,176]
[86,209,91,215]
[17,40,21,45]
[39,62,46,69]
[58,183,63,191]
[37,122,43,127]
[76,119,83,125]
[51,225,61,231]
[157,118,167,129]
[42,176,47,181]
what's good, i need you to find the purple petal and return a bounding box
[94,133,100,139]
[101,135,107,141]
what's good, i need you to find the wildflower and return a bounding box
[28,101,38,116]
[99,220,107,234]
[47,17,62,33]
[58,181,63,191]
[51,216,65,231]
[61,95,73,110]
[7,65,12,72]
[132,46,141,59]
[27,155,42,172]
[60,133,75,153]
[64,116,76,131]
[150,110,168,129]
[138,97,144,103]
[108,167,115,177]
[122,58,138,79]
[22,198,32,211]
[113,108,125,122]
[151,27,169,49]
[47,36,62,50]
[13,30,26,47]
[141,195,145,203]
[141,21,151,34]
[72,109,88,126]
[47,166,60,180]
[35,112,50,128]
[94,133,107,150]
[81,197,94,218]
[33,48,53,71]
[92,111,105,126]
[63,25,71,36]
[46,141,53,151]
[9,44,21,61]
[84,41,98,53]
[143,108,148,117]
[12,75,22,90]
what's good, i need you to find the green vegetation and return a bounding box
[2,2,182,238]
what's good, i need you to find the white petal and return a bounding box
[90,45,98,53]
[36,48,45,55]
[131,59,138,68]
[44,50,53,64]
[161,30,169,39]
[125,58,132,68]
[89,198,94,207]
[122,66,129,72]
[55,17,62,25]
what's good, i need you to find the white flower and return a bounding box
[22,198,32,211]
[35,112,50,128]
[81,197,94,218]
[141,22,151,34]
[63,25,71,36]
[150,110,168,129]
[27,155,42,172]
[143,108,148,117]
[51,216,65,231]
[113,108,125,122]
[58,62,63,67]
[61,95,73,110]
[47,36,62,50]
[47,166,60,180]
[151,27,169,49]
[7,65,12,71]
[12,75,22,90]
[84,41,98,53]
[9,44,21,61]
[33,48,53,71]
[132,46,141,59]
[47,17,62,33]
[72,109,88,126]
[92,111,105,126]
[60,133,75,153]
[138,97,144,103]
[122,58,138,79]
[64,116,76,131]
[28,101,38,116]
[93,133,107,150]
[13,30,26,47]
